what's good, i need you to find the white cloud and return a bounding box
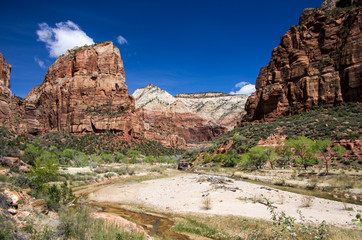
[36,21,94,58]
[117,35,128,45]
[230,81,256,96]
[34,56,46,68]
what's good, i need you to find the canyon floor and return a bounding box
[83,169,361,227]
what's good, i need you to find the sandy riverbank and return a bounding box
[87,173,361,226]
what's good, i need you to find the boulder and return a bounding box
[30,199,48,214]
[1,157,20,167]
[2,188,24,206]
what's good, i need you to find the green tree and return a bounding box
[114,152,127,163]
[264,146,279,169]
[223,149,241,167]
[286,136,319,170]
[74,152,89,166]
[315,139,332,174]
[89,154,102,164]
[22,143,42,166]
[59,148,77,165]
[203,153,212,164]
[212,154,226,163]
[32,150,59,189]
[144,155,156,164]
[275,143,293,168]
[47,181,76,211]
[241,146,269,169]
[102,153,115,163]
[126,150,140,163]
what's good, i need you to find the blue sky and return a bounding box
[0,0,323,98]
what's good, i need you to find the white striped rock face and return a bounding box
[133,84,248,148]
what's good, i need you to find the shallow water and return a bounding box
[242,178,362,206]
[91,202,190,240]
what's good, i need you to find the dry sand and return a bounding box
[88,173,361,226]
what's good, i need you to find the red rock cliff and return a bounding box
[0,52,13,123]
[25,42,143,139]
[245,1,361,120]
[0,52,11,97]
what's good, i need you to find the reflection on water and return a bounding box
[91,202,190,240]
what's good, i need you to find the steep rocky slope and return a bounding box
[0,52,11,98]
[133,84,248,148]
[0,52,12,122]
[246,0,361,120]
[25,42,143,139]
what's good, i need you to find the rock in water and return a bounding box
[245,1,361,120]
[25,42,143,139]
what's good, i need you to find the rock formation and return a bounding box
[245,0,361,120]
[25,42,143,139]
[0,52,13,123]
[0,52,11,97]
[133,84,248,148]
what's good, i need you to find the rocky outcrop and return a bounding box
[320,0,360,11]
[25,42,143,139]
[133,84,248,148]
[245,0,361,120]
[0,52,11,97]
[0,52,12,123]
[19,103,42,135]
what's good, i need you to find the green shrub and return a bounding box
[241,146,269,169]
[46,181,76,211]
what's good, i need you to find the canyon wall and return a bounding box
[0,52,13,123]
[133,84,248,148]
[245,0,361,120]
[25,42,143,139]
[0,52,11,98]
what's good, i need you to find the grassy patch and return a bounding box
[201,196,212,210]
[172,218,230,239]
[58,206,146,240]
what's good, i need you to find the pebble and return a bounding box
[8,208,17,215]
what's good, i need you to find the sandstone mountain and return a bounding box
[0,52,11,116]
[0,52,11,98]
[25,42,143,139]
[0,52,15,124]
[133,84,248,148]
[245,0,361,120]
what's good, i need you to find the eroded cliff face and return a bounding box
[246,0,361,120]
[25,42,143,139]
[0,52,13,123]
[0,52,11,98]
[133,84,248,148]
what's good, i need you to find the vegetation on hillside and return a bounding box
[187,103,361,170]
[225,103,360,144]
